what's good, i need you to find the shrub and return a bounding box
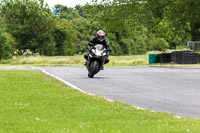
[119,38,147,55]
[146,37,169,51]
[53,19,77,56]
[0,30,15,59]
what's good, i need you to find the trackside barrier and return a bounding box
[149,54,159,64]
[149,51,200,64]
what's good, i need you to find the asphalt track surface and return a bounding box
[39,67,200,119]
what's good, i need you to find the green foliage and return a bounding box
[71,17,103,54]
[53,19,77,56]
[106,33,123,55]
[71,17,90,54]
[2,0,190,58]
[91,1,171,54]
[0,29,15,59]
[40,34,56,56]
[146,0,200,41]
[1,0,55,54]
[53,4,80,20]
[146,37,169,51]
[119,39,141,55]
[93,0,200,50]
[53,4,107,54]
[0,14,15,59]
[1,0,77,56]
[143,0,194,47]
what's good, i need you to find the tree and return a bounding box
[93,0,200,49]
[92,0,140,34]
[0,29,16,59]
[53,4,64,15]
[53,4,80,20]
[53,18,77,55]
[0,11,16,59]
[146,0,200,41]
[1,0,56,55]
[1,0,78,56]
[53,4,106,54]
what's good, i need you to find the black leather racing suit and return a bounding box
[84,36,112,64]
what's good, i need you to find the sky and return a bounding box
[44,0,93,8]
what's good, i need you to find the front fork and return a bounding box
[87,57,105,70]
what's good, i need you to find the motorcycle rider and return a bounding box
[84,30,112,70]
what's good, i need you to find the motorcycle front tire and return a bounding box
[88,60,99,78]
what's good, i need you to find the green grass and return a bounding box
[0,55,86,67]
[1,54,200,68]
[108,55,148,67]
[0,55,149,67]
[0,70,200,132]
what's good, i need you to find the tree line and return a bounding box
[0,0,199,59]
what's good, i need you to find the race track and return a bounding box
[41,67,200,118]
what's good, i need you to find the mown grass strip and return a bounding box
[0,55,148,67]
[0,70,200,133]
[1,54,200,68]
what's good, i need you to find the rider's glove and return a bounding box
[88,48,92,53]
[106,51,110,56]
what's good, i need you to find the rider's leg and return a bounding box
[101,58,109,70]
[84,52,89,65]
[84,52,89,60]
[104,58,109,64]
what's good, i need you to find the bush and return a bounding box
[40,34,56,56]
[146,37,169,51]
[0,30,15,60]
[53,19,77,56]
[1,0,59,56]
[119,38,147,55]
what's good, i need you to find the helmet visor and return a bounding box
[99,36,104,39]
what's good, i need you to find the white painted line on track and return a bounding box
[174,116,181,119]
[34,67,87,94]
[32,67,182,119]
[134,106,146,111]
[32,67,114,102]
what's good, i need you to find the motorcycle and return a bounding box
[86,44,107,78]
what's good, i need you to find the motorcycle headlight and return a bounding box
[95,51,102,56]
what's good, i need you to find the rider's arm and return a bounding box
[86,37,95,51]
[105,40,112,56]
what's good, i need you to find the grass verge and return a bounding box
[0,55,149,67]
[1,54,200,67]
[0,70,200,132]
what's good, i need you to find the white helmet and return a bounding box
[97,30,105,42]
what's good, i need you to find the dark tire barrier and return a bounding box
[149,51,200,64]
[171,51,199,64]
[158,53,171,63]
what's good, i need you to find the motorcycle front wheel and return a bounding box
[88,60,99,78]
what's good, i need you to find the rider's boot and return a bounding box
[101,66,104,70]
[84,62,87,66]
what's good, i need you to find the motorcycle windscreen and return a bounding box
[95,44,105,51]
